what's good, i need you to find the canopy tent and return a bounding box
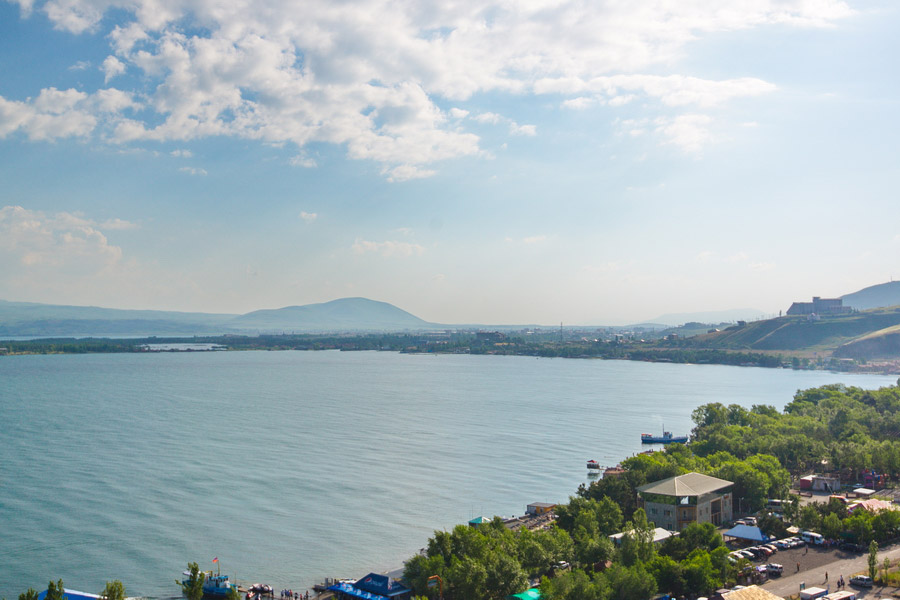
[37,590,100,600]
[723,524,769,542]
[327,582,388,600]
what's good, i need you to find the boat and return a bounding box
[181,571,237,598]
[640,429,688,444]
[587,460,601,470]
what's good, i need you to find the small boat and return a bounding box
[181,571,237,598]
[587,460,601,470]
[640,429,688,444]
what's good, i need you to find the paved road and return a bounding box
[762,543,900,598]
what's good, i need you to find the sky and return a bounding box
[1,0,899,325]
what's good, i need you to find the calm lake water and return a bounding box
[0,351,895,598]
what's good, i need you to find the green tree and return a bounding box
[45,580,65,600]
[100,582,125,600]
[822,513,842,540]
[180,563,206,600]
[619,509,655,567]
[605,564,656,600]
[869,540,879,580]
[18,589,39,600]
[798,505,822,532]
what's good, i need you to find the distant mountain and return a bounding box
[0,297,439,337]
[229,297,437,331]
[646,308,766,327]
[0,300,236,336]
[842,281,900,311]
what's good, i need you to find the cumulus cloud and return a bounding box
[352,238,425,257]
[0,206,125,270]
[102,55,126,82]
[5,0,852,174]
[0,86,137,141]
[170,149,192,157]
[299,211,317,223]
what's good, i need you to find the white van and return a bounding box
[801,531,824,545]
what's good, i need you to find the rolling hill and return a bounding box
[228,297,438,331]
[841,281,900,311]
[685,306,900,356]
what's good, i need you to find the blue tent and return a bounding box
[327,582,388,600]
[723,524,768,542]
[37,590,100,600]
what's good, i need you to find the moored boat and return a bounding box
[181,571,237,598]
[587,460,601,470]
[640,429,688,444]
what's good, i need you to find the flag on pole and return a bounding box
[213,557,218,563]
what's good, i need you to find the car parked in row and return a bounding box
[849,575,873,588]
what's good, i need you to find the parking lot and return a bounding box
[743,540,900,599]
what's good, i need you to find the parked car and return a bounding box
[762,544,778,553]
[738,550,756,560]
[744,517,758,526]
[839,542,866,553]
[849,575,873,588]
[766,563,783,575]
[775,539,791,549]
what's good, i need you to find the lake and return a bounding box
[0,351,895,598]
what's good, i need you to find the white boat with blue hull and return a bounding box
[182,571,237,598]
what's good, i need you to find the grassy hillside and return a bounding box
[833,323,900,359]
[685,307,900,353]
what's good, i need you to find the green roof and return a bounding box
[506,589,542,600]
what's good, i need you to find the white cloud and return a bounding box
[170,149,193,157]
[289,154,317,168]
[5,0,851,175]
[178,166,208,176]
[0,87,137,141]
[561,97,596,110]
[70,60,91,71]
[384,165,436,182]
[474,112,503,124]
[352,238,425,257]
[299,211,317,223]
[0,206,124,270]
[510,123,536,136]
[102,55,126,82]
[655,114,714,154]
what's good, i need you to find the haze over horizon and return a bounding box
[2,1,899,325]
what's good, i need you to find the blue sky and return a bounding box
[1,0,898,325]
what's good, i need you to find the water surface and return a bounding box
[0,351,894,598]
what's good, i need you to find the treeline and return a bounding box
[1,334,786,372]
[689,383,900,476]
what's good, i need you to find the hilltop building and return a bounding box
[786,296,851,316]
[637,472,733,531]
